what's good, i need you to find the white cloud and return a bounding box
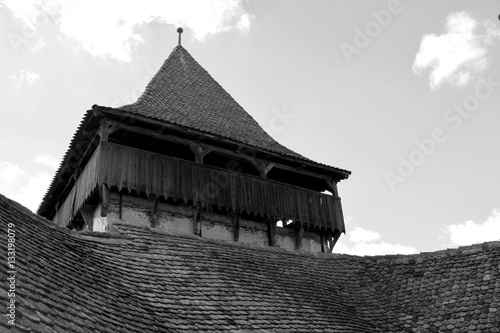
[442,209,500,247]
[9,70,40,89]
[335,241,417,256]
[348,226,381,243]
[413,11,500,90]
[35,153,59,170]
[0,161,25,192]
[334,226,417,256]
[0,155,57,212]
[3,0,252,61]
[0,0,41,30]
[11,172,52,213]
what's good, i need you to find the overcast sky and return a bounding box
[1,0,499,255]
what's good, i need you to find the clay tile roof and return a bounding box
[118,45,307,161]
[2,194,498,332]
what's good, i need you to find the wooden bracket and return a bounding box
[193,203,202,235]
[99,184,110,217]
[232,210,241,241]
[327,230,341,253]
[324,176,339,197]
[245,157,275,178]
[98,121,121,142]
[189,144,213,164]
[295,222,304,250]
[268,220,277,246]
[150,196,159,228]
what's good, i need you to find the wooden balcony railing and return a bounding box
[53,142,345,233]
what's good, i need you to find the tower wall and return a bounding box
[89,192,323,253]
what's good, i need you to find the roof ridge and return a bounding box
[0,193,63,230]
[361,240,500,264]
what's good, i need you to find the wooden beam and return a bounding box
[295,222,304,250]
[232,210,241,241]
[99,184,110,217]
[150,196,159,228]
[189,144,213,164]
[119,193,123,219]
[268,220,277,246]
[193,203,202,235]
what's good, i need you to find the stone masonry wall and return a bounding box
[91,192,323,253]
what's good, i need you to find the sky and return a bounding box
[1,0,499,256]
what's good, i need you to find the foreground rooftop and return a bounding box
[1,193,499,332]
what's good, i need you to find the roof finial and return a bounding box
[177,27,183,46]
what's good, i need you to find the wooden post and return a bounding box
[150,196,159,228]
[268,220,277,246]
[295,222,304,250]
[320,233,325,253]
[80,205,95,231]
[232,210,241,241]
[193,203,202,235]
[119,193,123,219]
[99,184,110,217]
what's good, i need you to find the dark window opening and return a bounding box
[203,152,260,177]
[267,167,325,192]
[109,130,193,161]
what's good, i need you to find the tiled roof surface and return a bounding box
[117,45,308,161]
[1,193,499,333]
[363,247,500,332]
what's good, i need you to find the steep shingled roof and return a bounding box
[2,194,499,332]
[118,45,308,161]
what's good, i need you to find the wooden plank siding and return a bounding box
[52,142,346,233]
[52,144,102,227]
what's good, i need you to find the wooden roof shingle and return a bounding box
[2,193,499,333]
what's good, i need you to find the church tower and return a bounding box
[37,30,350,253]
